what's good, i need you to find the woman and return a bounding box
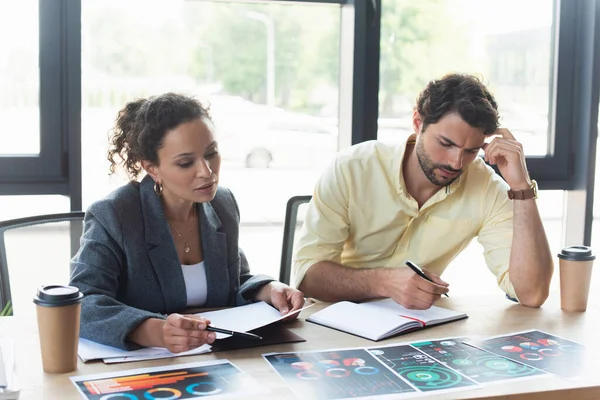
[70,93,305,352]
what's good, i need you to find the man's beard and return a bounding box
[415,140,462,186]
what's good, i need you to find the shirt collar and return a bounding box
[394,134,415,195]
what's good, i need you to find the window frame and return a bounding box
[527,0,600,190]
[524,0,585,189]
[0,1,68,195]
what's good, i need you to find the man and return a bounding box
[293,73,553,309]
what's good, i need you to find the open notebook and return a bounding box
[307,298,467,341]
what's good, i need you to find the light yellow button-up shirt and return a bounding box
[293,138,517,299]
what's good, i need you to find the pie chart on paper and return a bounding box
[317,360,340,368]
[343,358,366,367]
[537,339,560,346]
[519,342,541,350]
[501,345,523,353]
[291,361,314,370]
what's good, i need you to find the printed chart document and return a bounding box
[264,345,481,400]
[307,298,467,341]
[464,330,586,379]
[71,360,263,399]
[264,348,418,399]
[409,337,546,384]
[368,344,480,393]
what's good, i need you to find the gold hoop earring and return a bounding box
[154,181,163,196]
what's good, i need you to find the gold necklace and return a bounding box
[166,208,195,253]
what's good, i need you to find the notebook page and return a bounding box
[360,298,466,325]
[307,301,419,341]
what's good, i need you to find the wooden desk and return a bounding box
[5,292,600,400]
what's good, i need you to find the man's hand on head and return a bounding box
[481,128,531,190]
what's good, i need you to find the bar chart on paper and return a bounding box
[70,360,262,399]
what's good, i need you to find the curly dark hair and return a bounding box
[108,92,212,179]
[416,73,499,135]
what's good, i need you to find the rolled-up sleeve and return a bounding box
[476,173,518,300]
[292,157,351,288]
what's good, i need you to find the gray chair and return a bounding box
[0,212,85,316]
[279,195,312,285]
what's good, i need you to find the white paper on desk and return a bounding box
[361,298,466,325]
[78,338,211,363]
[0,338,19,400]
[197,301,313,339]
[103,344,213,364]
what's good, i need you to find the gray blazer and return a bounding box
[69,175,274,350]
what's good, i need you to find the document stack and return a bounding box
[0,338,19,399]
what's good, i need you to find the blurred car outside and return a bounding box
[208,95,338,169]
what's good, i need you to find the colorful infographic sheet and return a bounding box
[465,330,585,379]
[264,348,417,399]
[368,344,479,393]
[70,360,261,400]
[411,338,546,383]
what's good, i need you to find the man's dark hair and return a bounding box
[416,73,499,135]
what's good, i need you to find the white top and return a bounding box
[181,261,208,307]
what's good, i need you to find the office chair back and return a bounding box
[0,212,85,316]
[279,195,312,285]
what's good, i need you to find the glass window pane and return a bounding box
[0,194,70,316]
[82,0,341,278]
[0,1,39,155]
[0,195,69,221]
[378,0,554,157]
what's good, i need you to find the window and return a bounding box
[0,196,69,222]
[81,0,342,278]
[0,1,39,155]
[0,1,68,191]
[375,0,587,187]
[378,0,554,156]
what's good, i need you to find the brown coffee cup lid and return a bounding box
[558,245,596,261]
[33,285,83,307]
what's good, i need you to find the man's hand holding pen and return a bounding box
[376,263,449,310]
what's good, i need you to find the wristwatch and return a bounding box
[507,179,538,200]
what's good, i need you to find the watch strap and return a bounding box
[507,181,537,200]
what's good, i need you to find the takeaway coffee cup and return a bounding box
[558,246,595,312]
[33,285,83,373]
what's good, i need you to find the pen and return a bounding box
[405,260,449,297]
[206,325,263,340]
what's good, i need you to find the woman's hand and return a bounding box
[255,281,305,321]
[162,313,216,353]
